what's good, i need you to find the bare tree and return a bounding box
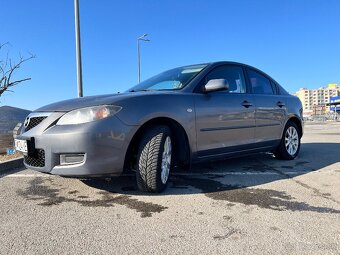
[0,43,35,97]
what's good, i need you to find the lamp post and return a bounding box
[74,0,83,97]
[137,34,150,83]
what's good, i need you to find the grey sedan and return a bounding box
[15,62,303,192]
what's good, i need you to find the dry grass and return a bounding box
[0,152,22,162]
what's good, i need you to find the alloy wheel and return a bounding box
[285,126,299,156]
[161,136,172,184]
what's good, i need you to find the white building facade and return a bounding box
[295,84,340,116]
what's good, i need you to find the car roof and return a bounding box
[182,61,271,76]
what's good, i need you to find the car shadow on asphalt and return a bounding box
[79,143,340,214]
[83,142,340,195]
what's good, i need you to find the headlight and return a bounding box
[56,105,122,125]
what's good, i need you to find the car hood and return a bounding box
[35,93,137,112]
[34,91,177,112]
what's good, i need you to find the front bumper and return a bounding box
[18,112,138,177]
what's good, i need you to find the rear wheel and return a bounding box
[136,126,172,192]
[274,121,301,160]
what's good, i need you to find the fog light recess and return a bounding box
[60,154,85,166]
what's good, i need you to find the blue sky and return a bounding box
[1,0,340,110]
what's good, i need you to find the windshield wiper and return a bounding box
[129,89,156,92]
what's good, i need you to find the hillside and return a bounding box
[0,106,31,133]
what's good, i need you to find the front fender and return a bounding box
[115,93,197,153]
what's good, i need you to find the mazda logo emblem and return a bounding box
[24,117,30,128]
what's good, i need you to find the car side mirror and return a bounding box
[204,79,229,93]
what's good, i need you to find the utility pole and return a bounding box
[74,0,83,97]
[137,34,150,83]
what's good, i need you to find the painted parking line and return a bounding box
[172,171,310,176]
[1,171,310,178]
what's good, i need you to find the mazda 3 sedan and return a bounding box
[15,62,303,192]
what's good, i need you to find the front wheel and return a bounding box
[136,126,172,193]
[274,121,301,160]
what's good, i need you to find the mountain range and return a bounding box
[0,106,31,134]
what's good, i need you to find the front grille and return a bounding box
[24,149,45,167]
[25,117,47,132]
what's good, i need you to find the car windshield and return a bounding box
[128,64,207,92]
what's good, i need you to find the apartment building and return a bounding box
[295,84,340,115]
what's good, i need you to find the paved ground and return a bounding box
[0,122,339,255]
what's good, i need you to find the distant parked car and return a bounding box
[15,62,303,192]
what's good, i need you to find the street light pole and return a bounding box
[137,38,141,83]
[74,0,83,97]
[137,34,150,83]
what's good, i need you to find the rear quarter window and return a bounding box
[247,69,274,95]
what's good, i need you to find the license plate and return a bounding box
[14,139,28,153]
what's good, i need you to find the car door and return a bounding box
[246,68,287,144]
[194,65,255,157]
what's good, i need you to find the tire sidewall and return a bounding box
[136,126,172,192]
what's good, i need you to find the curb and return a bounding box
[0,157,24,174]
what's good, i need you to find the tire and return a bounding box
[136,126,172,193]
[274,121,301,160]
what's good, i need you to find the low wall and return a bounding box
[0,157,24,174]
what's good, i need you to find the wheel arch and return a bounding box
[124,117,191,172]
[285,115,303,138]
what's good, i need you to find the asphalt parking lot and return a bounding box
[0,122,339,255]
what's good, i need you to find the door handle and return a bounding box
[242,101,253,108]
[277,101,285,108]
